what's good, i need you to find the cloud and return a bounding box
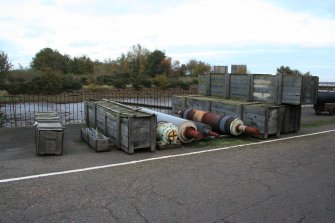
[1,0,335,66]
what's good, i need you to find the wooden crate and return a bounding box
[229,74,253,100]
[197,74,211,95]
[252,74,281,104]
[171,95,187,114]
[97,100,156,154]
[36,123,64,155]
[210,74,226,97]
[280,105,301,133]
[96,105,107,133]
[231,65,247,74]
[210,98,259,119]
[185,95,211,111]
[281,75,319,105]
[84,101,97,128]
[81,127,109,152]
[242,104,281,139]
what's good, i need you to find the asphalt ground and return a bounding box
[0,107,335,223]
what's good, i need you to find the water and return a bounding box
[0,98,172,127]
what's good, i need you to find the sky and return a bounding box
[1,0,335,81]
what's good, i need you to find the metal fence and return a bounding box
[0,88,196,127]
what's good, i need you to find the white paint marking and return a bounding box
[1,129,335,184]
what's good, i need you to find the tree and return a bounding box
[0,51,13,85]
[276,66,311,76]
[127,44,149,76]
[146,50,166,77]
[68,55,94,74]
[186,59,211,75]
[31,48,70,73]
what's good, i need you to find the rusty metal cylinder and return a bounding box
[179,109,259,137]
[194,121,220,138]
[140,108,204,143]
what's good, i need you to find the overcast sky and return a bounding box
[1,0,335,81]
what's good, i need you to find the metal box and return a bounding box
[81,128,109,152]
[36,122,64,155]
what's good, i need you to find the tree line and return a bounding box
[0,44,211,94]
[0,45,313,95]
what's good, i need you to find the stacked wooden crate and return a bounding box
[173,73,318,139]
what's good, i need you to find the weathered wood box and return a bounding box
[281,75,319,105]
[242,104,281,139]
[185,95,211,111]
[229,74,252,100]
[84,101,97,128]
[197,74,211,96]
[35,122,64,155]
[280,105,301,133]
[252,74,281,104]
[197,73,318,106]
[210,98,260,119]
[81,127,109,152]
[91,100,157,154]
[171,95,187,114]
[210,74,227,97]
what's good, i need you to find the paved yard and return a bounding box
[0,107,335,223]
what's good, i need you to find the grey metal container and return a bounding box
[81,127,109,152]
[35,122,64,155]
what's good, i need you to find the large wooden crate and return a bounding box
[185,95,211,111]
[84,101,97,128]
[231,65,247,74]
[171,95,187,114]
[281,75,319,105]
[197,74,211,96]
[96,100,157,154]
[252,74,281,104]
[35,123,64,155]
[210,74,227,97]
[242,104,281,139]
[229,74,253,100]
[210,98,259,119]
[280,105,301,133]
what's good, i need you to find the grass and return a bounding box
[301,119,335,128]
[185,135,260,148]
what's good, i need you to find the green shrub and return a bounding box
[152,74,169,89]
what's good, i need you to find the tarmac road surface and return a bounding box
[0,107,335,223]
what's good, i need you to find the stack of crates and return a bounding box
[35,112,64,155]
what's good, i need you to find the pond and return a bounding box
[0,98,172,127]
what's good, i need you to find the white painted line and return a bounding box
[1,129,335,184]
